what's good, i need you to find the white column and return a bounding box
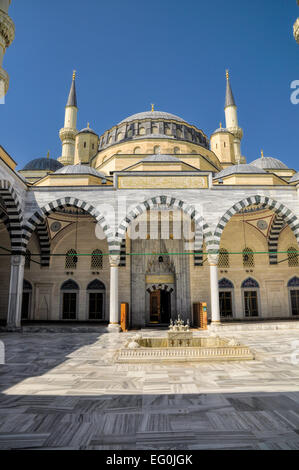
[108,255,120,331]
[7,255,25,329]
[208,254,220,324]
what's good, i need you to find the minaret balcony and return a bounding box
[59,128,77,142]
[294,18,299,44]
[226,126,243,140]
[0,67,9,97]
[0,9,15,48]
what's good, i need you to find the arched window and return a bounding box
[61,279,79,320]
[242,278,259,317]
[83,142,87,148]
[152,126,158,135]
[139,127,146,136]
[91,249,103,270]
[87,280,106,320]
[288,277,299,316]
[176,128,182,138]
[174,147,180,154]
[134,146,141,154]
[243,247,254,268]
[218,278,234,318]
[165,126,171,136]
[219,248,229,268]
[127,128,133,138]
[22,280,32,320]
[154,145,161,155]
[65,249,78,270]
[287,247,298,267]
[117,132,123,142]
[25,250,31,270]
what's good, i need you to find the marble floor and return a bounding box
[0,327,299,449]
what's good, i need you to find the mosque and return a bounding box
[0,1,299,330]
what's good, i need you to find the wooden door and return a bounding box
[150,290,161,323]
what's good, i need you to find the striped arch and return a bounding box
[268,215,285,265]
[114,195,211,255]
[36,221,51,267]
[0,180,24,254]
[146,284,174,294]
[213,196,299,253]
[23,197,113,250]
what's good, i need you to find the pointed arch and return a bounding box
[23,197,113,253]
[114,195,211,256]
[146,284,174,294]
[0,180,24,254]
[212,196,299,253]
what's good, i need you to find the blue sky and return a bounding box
[2,0,299,170]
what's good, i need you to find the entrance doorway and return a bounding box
[150,290,171,324]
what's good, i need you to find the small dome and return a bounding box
[55,164,106,178]
[289,172,299,183]
[77,127,98,136]
[23,158,63,172]
[141,154,181,163]
[212,127,232,135]
[251,156,288,170]
[214,164,267,179]
[119,110,186,125]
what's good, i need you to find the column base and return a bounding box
[108,323,121,333]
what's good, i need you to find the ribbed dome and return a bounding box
[141,154,181,163]
[55,164,106,178]
[119,110,186,125]
[214,164,267,179]
[251,156,288,170]
[23,158,63,172]
[290,172,299,183]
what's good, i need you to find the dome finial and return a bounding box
[47,150,50,159]
[226,69,229,80]
[151,103,155,112]
[261,149,264,158]
[87,122,90,128]
[72,70,76,81]
[219,122,222,129]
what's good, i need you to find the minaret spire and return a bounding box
[224,69,244,164]
[58,70,78,166]
[225,69,236,108]
[66,70,77,108]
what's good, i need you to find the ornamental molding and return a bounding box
[0,10,15,48]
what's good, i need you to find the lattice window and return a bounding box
[243,247,254,268]
[219,248,230,268]
[287,247,298,267]
[65,249,78,270]
[91,249,103,270]
[25,250,31,269]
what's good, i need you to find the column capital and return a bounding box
[11,254,25,267]
[207,253,219,266]
[109,255,120,267]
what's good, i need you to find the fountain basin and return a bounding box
[116,336,254,363]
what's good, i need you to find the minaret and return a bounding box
[224,70,244,164]
[0,0,15,99]
[58,71,78,166]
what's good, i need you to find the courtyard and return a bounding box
[0,325,299,450]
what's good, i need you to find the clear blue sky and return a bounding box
[2,0,299,170]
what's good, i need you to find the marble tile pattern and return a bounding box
[0,326,299,449]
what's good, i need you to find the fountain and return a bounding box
[115,316,254,363]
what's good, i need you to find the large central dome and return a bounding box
[119,110,186,125]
